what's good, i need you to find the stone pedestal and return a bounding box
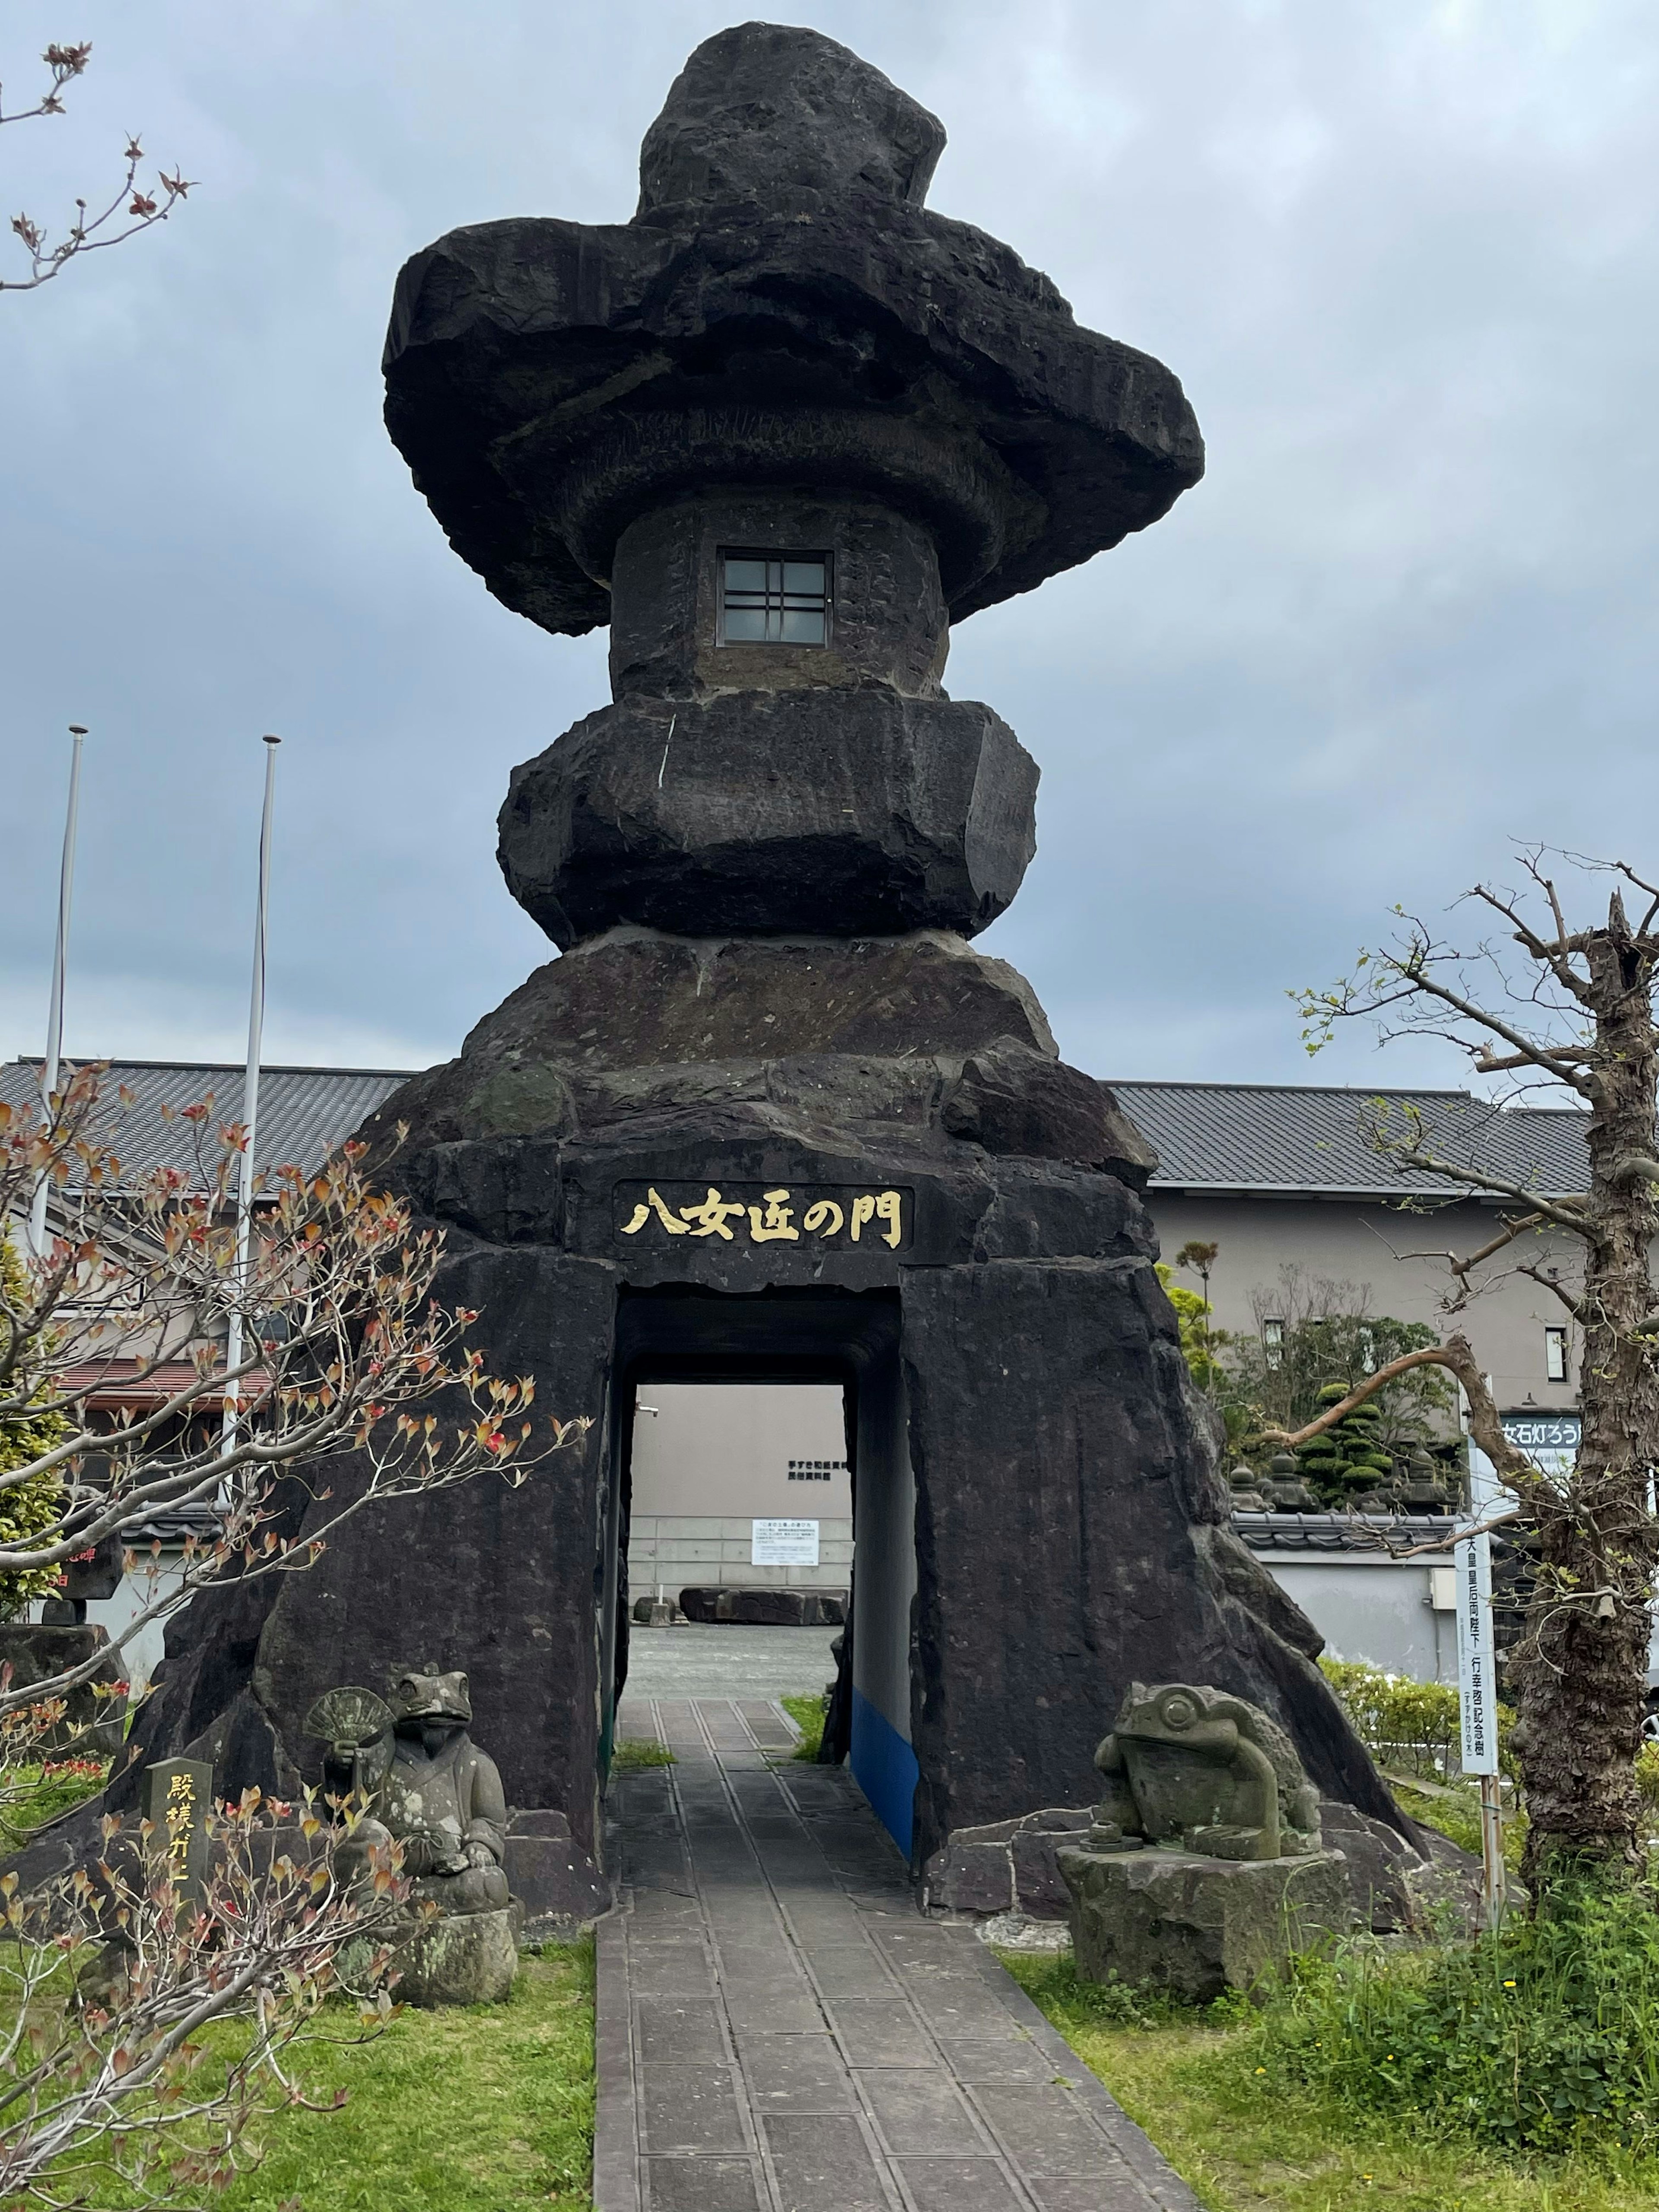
[1058,1844,1350,2004]
[389,1905,521,2009]
[0,1625,127,1755]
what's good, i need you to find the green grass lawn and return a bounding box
[780,1691,826,1761]
[609,1737,674,1771]
[0,1755,111,1850]
[194,1940,593,2212]
[1005,1955,1659,2212]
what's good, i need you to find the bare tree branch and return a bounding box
[1,40,192,295]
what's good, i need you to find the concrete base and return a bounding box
[391,1904,521,2008]
[1058,1844,1350,2004]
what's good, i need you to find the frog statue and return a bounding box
[306,1664,511,1916]
[1088,1681,1323,1862]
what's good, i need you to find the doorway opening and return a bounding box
[629,1379,852,1613]
[601,1287,922,1856]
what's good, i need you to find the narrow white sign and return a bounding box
[1456,1443,1500,1777]
[752,1518,819,1567]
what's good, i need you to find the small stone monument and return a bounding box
[140,1757,213,1908]
[1264,1451,1321,1513]
[1058,1684,1348,2001]
[1226,1464,1270,1513]
[1402,1449,1451,1513]
[306,1664,521,2006]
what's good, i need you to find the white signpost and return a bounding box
[752,1518,819,1568]
[1456,1436,1506,1927]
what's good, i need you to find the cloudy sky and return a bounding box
[2,1,1653,1096]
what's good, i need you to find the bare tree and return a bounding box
[1289,850,1659,1891]
[2,40,191,293]
[0,1062,583,1722]
[0,1061,586,2198]
[0,1792,404,2208]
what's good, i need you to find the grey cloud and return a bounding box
[1,0,1653,1097]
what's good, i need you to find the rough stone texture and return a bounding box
[1316,1797,1424,1933]
[383,25,1203,637]
[1059,1844,1351,2002]
[355,929,1075,1193]
[499,692,1037,946]
[394,25,1197,949]
[1012,1818,1098,1918]
[677,1587,845,1626]
[1090,1682,1324,1862]
[16,28,1425,1921]
[609,492,950,703]
[38,929,1407,1892]
[902,1262,1400,1867]
[942,1041,1159,1182]
[1313,1799,1488,1936]
[372,930,1054,1143]
[636,25,948,217]
[922,1807,1094,1919]
[926,1834,1014,1915]
[388,1902,519,2008]
[0,1627,127,1754]
[504,1808,613,1932]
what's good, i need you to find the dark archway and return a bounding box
[607,1286,919,1853]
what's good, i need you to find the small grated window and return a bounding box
[720,552,830,645]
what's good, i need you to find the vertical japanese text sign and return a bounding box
[140,1757,214,1907]
[1456,1444,1500,1777]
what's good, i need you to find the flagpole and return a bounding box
[28,726,88,1259]
[221,735,281,1462]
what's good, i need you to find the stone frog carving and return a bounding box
[308,1665,511,1915]
[1089,1683,1322,1862]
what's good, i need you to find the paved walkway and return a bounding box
[623,1626,840,1700]
[597,1695,1201,2212]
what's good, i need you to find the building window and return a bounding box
[787,1458,846,1482]
[719,552,830,645]
[1262,1318,1284,1372]
[1545,1326,1568,1383]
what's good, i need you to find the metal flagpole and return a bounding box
[220,736,282,1464]
[28,726,88,1260]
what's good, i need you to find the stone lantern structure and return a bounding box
[116,24,1402,1912]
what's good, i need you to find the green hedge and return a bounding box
[1319,1656,1516,1782]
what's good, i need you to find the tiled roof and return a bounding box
[1109,1081,1590,1200]
[1233,1512,1459,1553]
[2,1058,1593,1203]
[0,1059,413,1182]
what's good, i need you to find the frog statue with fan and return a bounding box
[306,1664,511,1917]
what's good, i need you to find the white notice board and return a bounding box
[752,1518,820,1567]
[1456,1444,1500,1776]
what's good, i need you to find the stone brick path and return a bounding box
[597,1695,1201,2212]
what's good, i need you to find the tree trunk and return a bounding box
[1512,900,1659,1889]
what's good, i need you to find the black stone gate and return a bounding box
[101,23,1403,1918]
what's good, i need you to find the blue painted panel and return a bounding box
[850,1685,918,1859]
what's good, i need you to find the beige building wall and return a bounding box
[628,1381,853,1596]
[1146,1191,1580,1415]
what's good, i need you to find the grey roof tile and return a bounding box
[1108,1081,1589,1199]
[0,1059,414,1183]
[3,1059,1593,1203]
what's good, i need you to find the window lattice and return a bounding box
[720,553,830,645]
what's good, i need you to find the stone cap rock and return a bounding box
[383,22,1203,638]
[637,22,947,217]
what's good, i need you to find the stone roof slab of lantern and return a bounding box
[382,22,1204,639]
